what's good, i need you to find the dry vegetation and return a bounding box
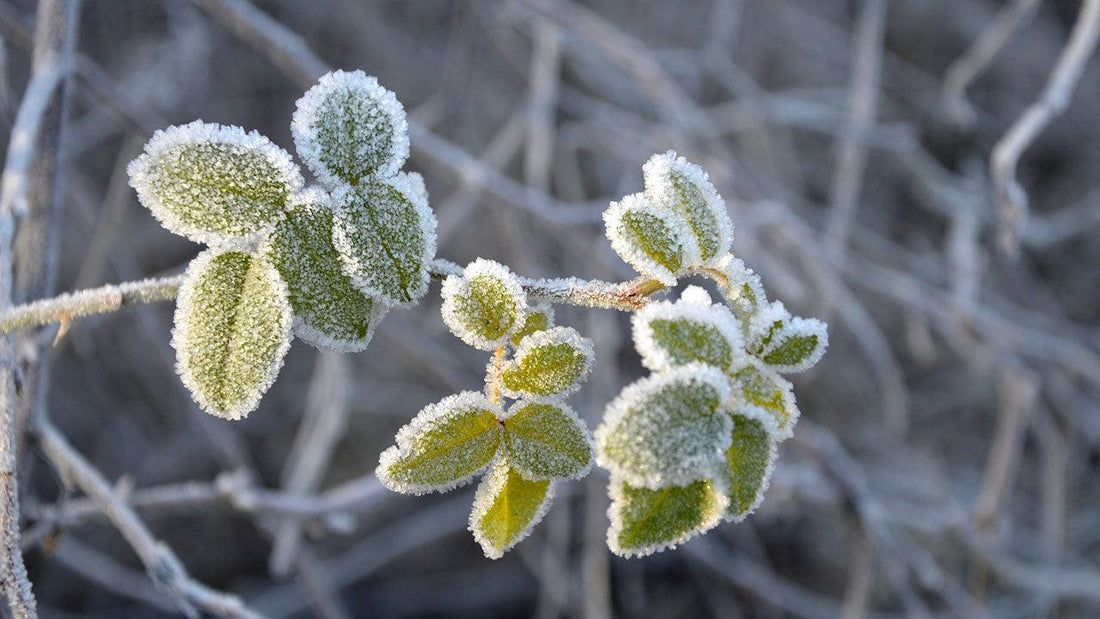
[2,0,1100,617]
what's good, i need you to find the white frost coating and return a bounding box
[402,170,429,205]
[441,258,528,350]
[292,69,410,187]
[171,247,293,420]
[294,300,389,354]
[502,399,594,481]
[603,192,694,286]
[605,475,728,558]
[128,120,304,247]
[500,326,596,401]
[331,171,438,307]
[469,461,556,559]
[595,363,733,489]
[642,150,733,266]
[727,357,799,441]
[715,405,779,524]
[758,316,830,374]
[375,391,503,496]
[631,286,745,373]
[746,300,792,353]
[717,255,767,316]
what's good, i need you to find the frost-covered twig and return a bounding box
[36,417,265,619]
[0,262,665,337]
[942,0,1042,126]
[991,0,1100,254]
[0,275,183,336]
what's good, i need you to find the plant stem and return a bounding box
[489,346,506,406]
[0,260,667,337]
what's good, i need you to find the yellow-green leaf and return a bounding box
[604,192,687,285]
[643,150,732,265]
[500,327,594,399]
[510,304,554,346]
[722,411,777,522]
[172,249,292,420]
[729,360,798,440]
[377,392,502,494]
[503,402,592,480]
[128,121,302,246]
[470,461,554,559]
[262,188,380,352]
[632,286,743,372]
[441,259,527,350]
[608,477,726,558]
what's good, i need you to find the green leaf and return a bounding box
[503,402,592,480]
[332,173,437,307]
[607,477,726,557]
[262,188,381,352]
[722,411,777,522]
[604,192,687,285]
[500,327,594,399]
[716,255,767,318]
[595,365,732,488]
[292,69,409,187]
[376,392,503,494]
[728,360,798,440]
[510,304,554,346]
[747,302,828,373]
[172,249,292,420]
[470,461,554,559]
[128,121,303,246]
[441,259,527,350]
[632,286,743,372]
[643,150,732,264]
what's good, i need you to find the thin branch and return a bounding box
[991,0,1100,254]
[942,0,1042,126]
[36,417,265,619]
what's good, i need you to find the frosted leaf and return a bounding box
[607,476,727,558]
[500,327,594,400]
[746,300,791,353]
[604,192,690,286]
[172,248,292,420]
[292,69,409,187]
[716,255,766,317]
[502,401,592,480]
[632,286,744,373]
[719,408,778,522]
[762,318,828,373]
[595,364,733,489]
[402,170,428,204]
[469,460,554,559]
[376,391,503,495]
[332,172,437,307]
[261,188,382,352]
[642,150,732,265]
[441,259,527,350]
[128,121,303,246]
[510,303,554,347]
[728,358,799,440]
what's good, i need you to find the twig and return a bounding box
[972,367,1037,532]
[824,0,886,255]
[942,0,1042,126]
[990,0,1100,254]
[36,416,265,619]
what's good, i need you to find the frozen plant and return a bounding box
[72,72,826,560]
[128,70,434,419]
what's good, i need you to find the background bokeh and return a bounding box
[5,0,1100,617]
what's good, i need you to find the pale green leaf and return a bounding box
[377,392,503,494]
[643,150,732,264]
[760,317,829,373]
[441,259,527,350]
[632,286,743,372]
[721,410,778,522]
[510,304,554,346]
[728,359,798,440]
[292,69,409,187]
[332,173,437,307]
[262,188,381,352]
[607,477,727,558]
[716,255,767,318]
[469,461,554,559]
[172,249,292,420]
[604,192,687,285]
[503,401,592,480]
[595,364,732,489]
[500,327,594,399]
[128,121,303,246]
